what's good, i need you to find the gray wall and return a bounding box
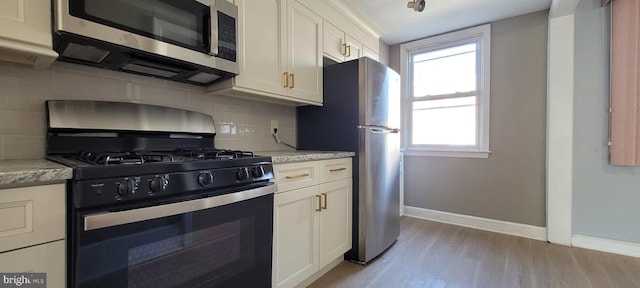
[388,44,400,73]
[573,0,640,242]
[401,11,548,226]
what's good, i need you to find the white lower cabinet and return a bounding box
[0,184,66,288]
[0,240,65,288]
[274,185,319,288]
[273,158,352,288]
[318,179,352,268]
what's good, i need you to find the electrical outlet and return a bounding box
[270,120,278,134]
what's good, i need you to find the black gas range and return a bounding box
[47,100,275,288]
[48,147,274,209]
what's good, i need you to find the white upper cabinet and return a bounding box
[324,20,365,63]
[323,21,346,62]
[363,45,379,61]
[286,0,323,103]
[0,0,58,69]
[208,0,323,106]
[234,0,286,96]
[344,35,363,61]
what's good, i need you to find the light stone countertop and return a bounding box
[0,152,352,186]
[256,150,355,164]
[0,159,72,188]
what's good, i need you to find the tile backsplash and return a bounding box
[0,61,297,160]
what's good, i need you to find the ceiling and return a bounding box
[334,0,553,45]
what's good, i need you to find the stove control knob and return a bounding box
[236,168,250,181]
[251,166,264,178]
[198,171,214,187]
[150,175,169,193]
[117,178,136,196]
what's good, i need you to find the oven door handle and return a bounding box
[83,184,276,231]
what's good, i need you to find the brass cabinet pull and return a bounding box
[329,167,347,172]
[283,72,289,87]
[285,173,310,179]
[346,45,351,57]
[316,195,322,211]
[342,43,348,56]
[321,193,327,210]
[290,73,295,89]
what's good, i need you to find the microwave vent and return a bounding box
[122,63,179,78]
[61,42,110,63]
[188,72,221,83]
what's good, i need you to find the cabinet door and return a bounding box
[273,185,319,288]
[286,0,323,104]
[0,184,65,253]
[0,0,58,68]
[323,21,345,63]
[344,35,363,62]
[234,0,287,96]
[318,178,352,268]
[0,0,52,48]
[0,240,66,288]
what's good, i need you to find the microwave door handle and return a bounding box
[209,4,218,56]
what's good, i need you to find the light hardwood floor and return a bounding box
[308,216,640,288]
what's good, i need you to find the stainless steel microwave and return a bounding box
[53,0,239,86]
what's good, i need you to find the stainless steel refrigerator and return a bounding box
[297,57,400,264]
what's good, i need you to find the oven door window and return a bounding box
[68,0,210,53]
[74,194,273,288]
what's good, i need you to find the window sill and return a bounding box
[402,149,491,159]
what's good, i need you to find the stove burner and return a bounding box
[76,151,175,166]
[172,148,254,160]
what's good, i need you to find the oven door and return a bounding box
[71,184,274,288]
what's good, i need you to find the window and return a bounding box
[400,24,491,158]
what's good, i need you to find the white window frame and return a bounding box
[400,24,491,158]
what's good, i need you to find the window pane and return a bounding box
[413,43,476,62]
[412,43,477,97]
[413,96,475,110]
[412,97,477,146]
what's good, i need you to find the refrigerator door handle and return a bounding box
[357,125,400,134]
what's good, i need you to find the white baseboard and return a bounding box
[403,206,547,241]
[572,235,640,258]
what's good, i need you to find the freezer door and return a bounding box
[358,125,401,262]
[360,58,401,129]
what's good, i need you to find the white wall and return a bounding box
[0,61,297,160]
[572,0,640,243]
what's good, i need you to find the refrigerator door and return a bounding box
[360,58,401,129]
[353,58,402,263]
[358,125,401,262]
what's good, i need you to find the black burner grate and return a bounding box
[171,149,254,160]
[76,151,175,166]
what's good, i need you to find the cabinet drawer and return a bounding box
[0,240,65,288]
[274,161,318,193]
[319,158,352,183]
[0,184,65,253]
